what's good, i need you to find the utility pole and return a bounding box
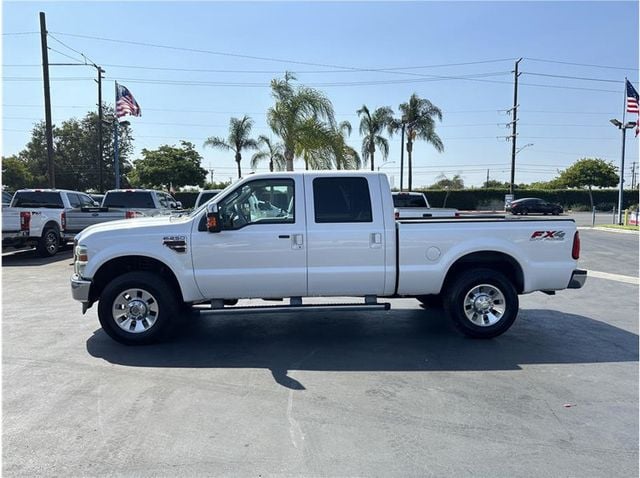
[631,161,637,190]
[509,58,522,195]
[486,169,490,188]
[96,67,105,192]
[39,11,55,188]
[399,123,406,191]
[209,169,215,184]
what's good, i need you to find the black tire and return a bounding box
[417,294,443,308]
[552,209,561,216]
[443,268,519,339]
[521,207,529,215]
[97,271,180,345]
[36,227,59,257]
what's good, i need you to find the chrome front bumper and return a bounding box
[568,269,587,289]
[71,274,92,313]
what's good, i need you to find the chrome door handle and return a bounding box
[370,233,382,248]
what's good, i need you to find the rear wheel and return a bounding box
[36,227,59,257]
[98,271,180,345]
[521,207,529,215]
[552,208,561,215]
[443,268,519,338]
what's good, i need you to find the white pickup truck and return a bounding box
[392,191,459,219]
[2,189,96,257]
[71,171,586,345]
[65,189,183,233]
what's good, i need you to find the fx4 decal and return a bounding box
[530,230,565,241]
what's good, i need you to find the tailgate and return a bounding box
[65,208,126,233]
[1,209,21,232]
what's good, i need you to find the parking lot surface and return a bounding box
[2,228,638,476]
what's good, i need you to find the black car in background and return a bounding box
[509,197,563,215]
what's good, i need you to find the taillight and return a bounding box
[572,231,580,260]
[20,211,31,231]
[125,210,138,219]
[61,211,66,231]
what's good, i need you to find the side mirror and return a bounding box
[206,203,222,233]
[92,201,100,207]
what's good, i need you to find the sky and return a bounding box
[2,1,639,189]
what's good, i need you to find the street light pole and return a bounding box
[610,119,636,225]
[377,160,396,171]
[399,123,405,192]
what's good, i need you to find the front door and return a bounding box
[190,177,307,299]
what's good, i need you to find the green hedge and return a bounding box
[418,188,639,211]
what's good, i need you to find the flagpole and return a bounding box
[616,79,629,224]
[114,81,121,189]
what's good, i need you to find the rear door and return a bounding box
[304,175,387,296]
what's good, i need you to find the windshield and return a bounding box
[393,194,428,208]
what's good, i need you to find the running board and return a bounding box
[194,302,391,315]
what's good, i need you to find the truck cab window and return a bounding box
[217,179,294,230]
[313,177,372,223]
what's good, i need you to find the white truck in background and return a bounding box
[2,189,96,257]
[71,171,586,346]
[64,189,184,233]
[392,191,459,219]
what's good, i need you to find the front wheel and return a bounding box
[98,271,180,345]
[443,268,519,338]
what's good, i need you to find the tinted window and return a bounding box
[103,192,155,208]
[393,194,427,208]
[12,191,64,208]
[313,177,372,223]
[78,194,95,207]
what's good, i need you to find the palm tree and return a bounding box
[250,135,285,172]
[332,121,361,170]
[390,94,444,191]
[357,105,394,171]
[267,74,337,171]
[204,115,258,178]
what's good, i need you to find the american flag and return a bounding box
[626,79,639,136]
[116,82,141,118]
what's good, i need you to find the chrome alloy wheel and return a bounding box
[463,283,506,327]
[112,288,159,333]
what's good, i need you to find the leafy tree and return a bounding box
[427,174,464,207]
[267,73,337,171]
[557,158,619,210]
[527,178,565,190]
[204,115,258,178]
[357,105,394,171]
[130,141,207,189]
[484,179,510,189]
[251,135,285,172]
[390,94,444,191]
[8,107,134,191]
[2,155,35,189]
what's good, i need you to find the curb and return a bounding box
[579,226,640,235]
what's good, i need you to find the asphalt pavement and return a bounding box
[2,227,638,477]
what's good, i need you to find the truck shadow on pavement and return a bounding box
[86,308,638,390]
[1,247,73,267]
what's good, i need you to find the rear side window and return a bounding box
[103,192,155,208]
[313,177,372,223]
[12,191,64,208]
[67,193,81,208]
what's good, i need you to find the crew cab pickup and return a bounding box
[393,191,459,219]
[65,189,183,233]
[3,189,96,257]
[71,172,586,345]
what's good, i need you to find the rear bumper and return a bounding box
[568,269,587,289]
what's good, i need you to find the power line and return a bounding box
[525,57,637,72]
[2,32,39,36]
[47,47,85,64]
[523,71,626,84]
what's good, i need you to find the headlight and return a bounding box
[74,245,88,277]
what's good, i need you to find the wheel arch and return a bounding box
[89,255,184,304]
[42,220,60,235]
[442,251,524,294]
